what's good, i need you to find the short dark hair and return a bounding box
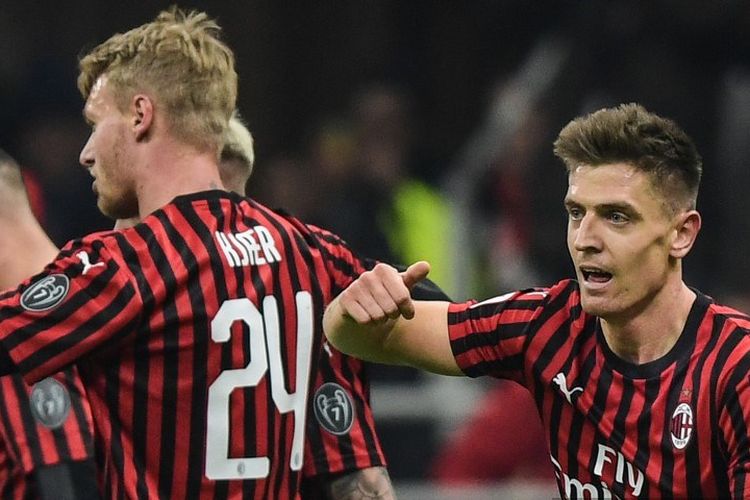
[553,103,702,212]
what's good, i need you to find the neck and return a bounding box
[135,139,225,219]
[599,278,696,365]
[0,215,59,289]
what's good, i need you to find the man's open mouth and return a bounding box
[581,267,612,283]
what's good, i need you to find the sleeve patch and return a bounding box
[20,275,70,312]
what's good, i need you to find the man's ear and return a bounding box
[671,210,701,259]
[131,94,154,141]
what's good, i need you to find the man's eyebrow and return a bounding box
[596,202,636,212]
[562,199,638,215]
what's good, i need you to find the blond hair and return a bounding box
[78,7,237,155]
[554,103,702,213]
[222,112,255,175]
[218,112,255,194]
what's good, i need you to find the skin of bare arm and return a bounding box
[323,261,461,377]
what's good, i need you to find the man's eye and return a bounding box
[609,212,628,223]
[568,208,583,220]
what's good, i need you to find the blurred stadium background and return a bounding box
[2,1,749,498]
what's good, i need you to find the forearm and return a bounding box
[325,466,396,500]
[324,298,461,375]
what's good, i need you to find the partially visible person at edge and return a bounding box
[0,149,100,499]
[117,113,410,500]
[324,103,750,498]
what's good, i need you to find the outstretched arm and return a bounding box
[323,261,461,376]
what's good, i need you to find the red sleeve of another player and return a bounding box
[0,236,143,383]
[0,366,96,476]
[302,344,385,478]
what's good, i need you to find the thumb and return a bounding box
[400,261,431,289]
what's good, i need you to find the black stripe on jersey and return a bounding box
[535,291,589,466]
[235,204,276,500]
[292,230,341,477]
[337,359,362,469]
[708,317,744,496]
[712,322,750,496]
[239,218,271,500]
[290,227,334,486]
[305,241,357,295]
[103,351,126,497]
[163,202,213,499]
[63,367,94,457]
[323,355,359,472]
[565,345,596,483]
[449,315,537,355]
[634,377,660,484]
[447,294,550,369]
[150,211,185,498]
[3,261,130,351]
[681,313,725,497]
[605,371,637,450]
[204,194,249,500]
[12,374,45,467]
[529,283,584,375]
[0,377,24,474]
[192,198,234,500]
[657,362,689,495]
[49,391,74,467]
[115,229,154,500]
[17,285,138,376]
[583,359,617,488]
[342,358,380,468]
[257,204,308,499]
[721,355,750,499]
[529,298,585,422]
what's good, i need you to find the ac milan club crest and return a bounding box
[670,402,693,450]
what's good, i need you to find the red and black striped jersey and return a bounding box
[300,224,385,479]
[302,341,385,479]
[300,251,449,482]
[0,367,98,499]
[0,191,380,499]
[448,279,750,499]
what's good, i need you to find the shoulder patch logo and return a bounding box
[313,382,354,435]
[29,377,72,429]
[670,402,694,450]
[20,274,70,312]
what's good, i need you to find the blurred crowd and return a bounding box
[2,0,750,492]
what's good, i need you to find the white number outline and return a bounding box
[205,292,314,480]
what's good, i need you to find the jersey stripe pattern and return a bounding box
[0,191,379,499]
[447,279,750,499]
[300,228,385,479]
[303,343,385,478]
[0,367,97,499]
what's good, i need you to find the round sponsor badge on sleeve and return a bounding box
[20,274,70,312]
[313,382,355,435]
[29,377,72,429]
